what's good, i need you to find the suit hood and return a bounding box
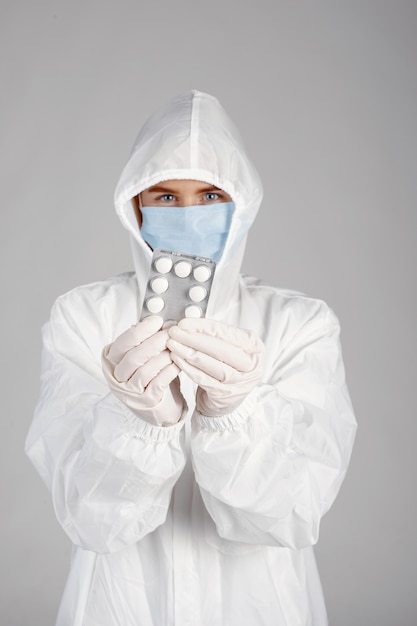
[114,90,263,320]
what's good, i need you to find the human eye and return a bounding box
[203,192,220,202]
[158,194,176,203]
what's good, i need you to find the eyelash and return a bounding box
[155,191,223,203]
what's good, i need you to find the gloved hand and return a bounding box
[167,318,264,417]
[102,316,185,427]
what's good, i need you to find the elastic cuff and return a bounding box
[105,393,187,443]
[194,392,257,432]
[123,408,186,442]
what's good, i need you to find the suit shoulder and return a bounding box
[241,275,339,329]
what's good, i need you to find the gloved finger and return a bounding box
[168,325,255,372]
[128,350,174,393]
[170,353,221,389]
[114,328,170,382]
[106,316,164,364]
[145,362,182,400]
[167,337,238,383]
[177,318,262,352]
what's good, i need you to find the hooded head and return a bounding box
[114,90,263,319]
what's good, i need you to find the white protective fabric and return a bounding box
[26,90,357,626]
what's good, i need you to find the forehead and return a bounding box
[144,180,222,194]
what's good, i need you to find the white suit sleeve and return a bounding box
[190,306,357,549]
[26,291,186,554]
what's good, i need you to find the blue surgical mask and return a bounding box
[140,202,235,262]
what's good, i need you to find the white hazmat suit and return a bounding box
[26,90,357,626]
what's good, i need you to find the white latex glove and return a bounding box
[102,316,185,427]
[167,318,264,417]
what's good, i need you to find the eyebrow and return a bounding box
[146,184,222,193]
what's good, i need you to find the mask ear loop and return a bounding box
[133,192,143,229]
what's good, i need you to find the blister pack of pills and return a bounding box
[140,248,216,323]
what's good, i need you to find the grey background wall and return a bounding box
[1,1,416,624]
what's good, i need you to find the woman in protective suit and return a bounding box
[26,90,357,626]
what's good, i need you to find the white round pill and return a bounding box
[193,265,212,282]
[189,285,207,302]
[146,296,165,313]
[174,261,192,278]
[154,256,173,274]
[185,305,203,318]
[150,276,169,294]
